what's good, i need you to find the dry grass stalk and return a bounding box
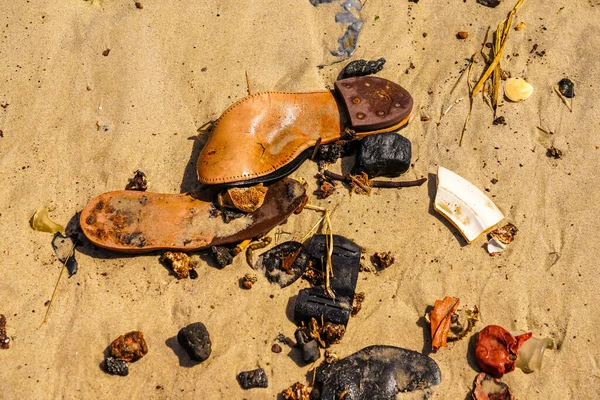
[552,85,573,112]
[40,241,75,327]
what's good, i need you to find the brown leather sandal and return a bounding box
[197,76,412,187]
[79,178,306,253]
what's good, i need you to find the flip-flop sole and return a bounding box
[80,178,306,253]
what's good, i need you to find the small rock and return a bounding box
[237,368,269,389]
[110,331,148,362]
[189,269,198,279]
[210,246,233,268]
[477,0,501,7]
[457,31,469,39]
[271,343,282,353]
[493,116,506,125]
[302,340,321,363]
[241,273,258,289]
[340,58,386,79]
[51,233,78,276]
[373,251,394,269]
[557,78,575,98]
[134,2,143,9]
[160,252,195,279]
[104,356,129,376]
[177,322,212,362]
[354,132,411,178]
[102,48,111,56]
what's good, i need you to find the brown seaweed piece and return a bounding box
[475,325,532,377]
[429,296,460,351]
[471,372,514,400]
[373,251,394,269]
[80,178,306,253]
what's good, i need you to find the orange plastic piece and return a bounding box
[430,296,460,351]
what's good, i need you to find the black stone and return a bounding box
[354,132,411,178]
[476,0,500,7]
[189,269,198,279]
[558,78,575,98]
[210,246,233,269]
[237,368,268,389]
[104,357,129,376]
[177,322,212,362]
[256,241,309,288]
[303,340,321,363]
[340,58,386,79]
[316,346,441,399]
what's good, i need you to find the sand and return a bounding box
[1,0,600,398]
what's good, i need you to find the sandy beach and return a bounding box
[1,0,600,398]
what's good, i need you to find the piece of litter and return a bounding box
[31,207,65,234]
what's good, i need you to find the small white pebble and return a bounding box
[504,78,534,102]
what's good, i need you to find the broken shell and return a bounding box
[218,184,268,213]
[448,304,479,342]
[487,237,506,255]
[504,78,533,102]
[472,372,514,400]
[31,207,65,234]
[487,223,518,255]
[434,167,505,243]
[515,336,554,373]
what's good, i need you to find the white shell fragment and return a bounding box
[504,78,534,102]
[487,237,506,255]
[434,167,504,243]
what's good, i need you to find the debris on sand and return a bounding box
[237,368,269,389]
[557,78,575,98]
[315,345,441,399]
[0,314,9,349]
[340,58,386,79]
[125,170,148,191]
[547,146,563,159]
[160,252,196,279]
[457,31,469,39]
[475,325,532,377]
[110,331,148,362]
[241,273,258,289]
[504,77,534,102]
[211,246,234,268]
[428,296,460,352]
[351,292,365,316]
[373,251,394,270]
[177,322,212,362]
[472,372,514,400]
[104,357,129,376]
[218,184,268,213]
[282,382,311,400]
[354,132,412,178]
[255,241,310,288]
[487,223,518,255]
[477,0,501,8]
[31,206,64,234]
[52,233,78,276]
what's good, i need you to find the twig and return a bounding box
[323,170,427,188]
[553,85,573,112]
[245,71,252,96]
[40,242,75,327]
[311,137,322,161]
[472,0,525,96]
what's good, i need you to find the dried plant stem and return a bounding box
[302,204,336,298]
[323,170,426,188]
[245,71,252,95]
[553,85,573,112]
[472,0,525,97]
[40,243,75,327]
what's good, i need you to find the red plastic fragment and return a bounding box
[475,325,532,377]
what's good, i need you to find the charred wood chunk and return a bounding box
[354,132,411,178]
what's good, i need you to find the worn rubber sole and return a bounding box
[80,178,307,253]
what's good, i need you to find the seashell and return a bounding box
[434,167,505,243]
[504,78,534,102]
